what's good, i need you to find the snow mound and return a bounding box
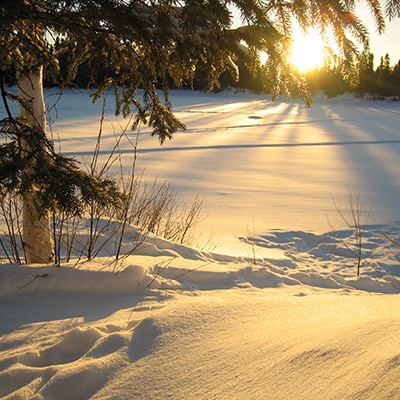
[1,285,399,399]
[241,223,400,293]
[1,225,399,399]
[1,222,400,297]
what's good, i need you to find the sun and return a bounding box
[289,28,325,72]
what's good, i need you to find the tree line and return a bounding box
[304,52,400,98]
[7,42,396,99]
[219,50,400,98]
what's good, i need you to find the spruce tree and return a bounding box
[356,50,377,96]
[1,0,400,263]
[376,53,396,95]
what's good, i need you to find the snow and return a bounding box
[1,90,400,399]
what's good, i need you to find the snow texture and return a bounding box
[1,90,400,399]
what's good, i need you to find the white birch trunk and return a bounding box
[17,67,53,264]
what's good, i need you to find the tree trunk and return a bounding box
[17,67,53,264]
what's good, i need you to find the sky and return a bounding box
[356,3,400,65]
[232,2,400,68]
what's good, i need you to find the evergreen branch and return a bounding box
[0,71,13,120]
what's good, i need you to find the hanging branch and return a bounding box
[0,71,14,120]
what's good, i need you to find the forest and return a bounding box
[27,43,400,99]
[218,51,400,99]
[305,52,400,98]
[4,38,399,100]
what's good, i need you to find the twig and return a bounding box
[146,256,177,287]
[381,232,400,248]
[164,261,213,284]
[17,273,48,289]
[330,192,371,276]
[0,71,13,120]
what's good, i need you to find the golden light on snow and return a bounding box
[2,89,400,399]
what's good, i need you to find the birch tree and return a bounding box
[1,0,399,263]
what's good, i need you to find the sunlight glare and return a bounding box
[290,28,324,72]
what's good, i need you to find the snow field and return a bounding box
[1,90,400,399]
